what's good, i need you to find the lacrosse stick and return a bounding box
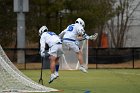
[38,57,44,85]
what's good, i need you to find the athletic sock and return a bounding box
[55,64,59,72]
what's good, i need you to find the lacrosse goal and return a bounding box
[0,45,59,92]
[59,40,88,70]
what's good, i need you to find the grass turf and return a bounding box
[21,69,140,93]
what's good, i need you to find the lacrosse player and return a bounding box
[59,18,98,73]
[39,26,63,84]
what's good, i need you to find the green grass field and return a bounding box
[21,69,140,93]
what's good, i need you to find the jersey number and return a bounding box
[67,25,74,32]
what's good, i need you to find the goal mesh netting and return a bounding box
[59,40,88,70]
[0,45,59,93]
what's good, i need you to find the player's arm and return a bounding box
[59,30,66,39]
[77,27,86,41]
[82,33,98,40]
[40,36,46,57]
[77,26,98,41]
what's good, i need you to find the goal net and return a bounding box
[0,45,59,93]
[59,40,88,70]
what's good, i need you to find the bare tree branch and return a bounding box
[106,0,140,48]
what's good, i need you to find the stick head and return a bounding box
[89,33,98,40]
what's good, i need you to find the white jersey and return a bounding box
[59,23,90,52]
[40,31,61,53]
[62,23,85,41]
[59,23,86,52]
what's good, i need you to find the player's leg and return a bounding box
[48,44,63,83]
[49,56,56,73]
[55,57,59,78]
[48,46,58,84]
[70,43,88,73]
[49,55,57,84]
[55,44,63,77]
[76,50,88,73]
[76,50,83,65]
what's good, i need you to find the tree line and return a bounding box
[0,0,139,48]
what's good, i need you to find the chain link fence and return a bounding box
[3,48,140,69]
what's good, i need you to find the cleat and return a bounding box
[48,74,57,84]
[79,66,88,73]
[54,72,59,78]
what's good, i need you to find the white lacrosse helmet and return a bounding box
[39,26,48,36]
[75,18,85,28]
